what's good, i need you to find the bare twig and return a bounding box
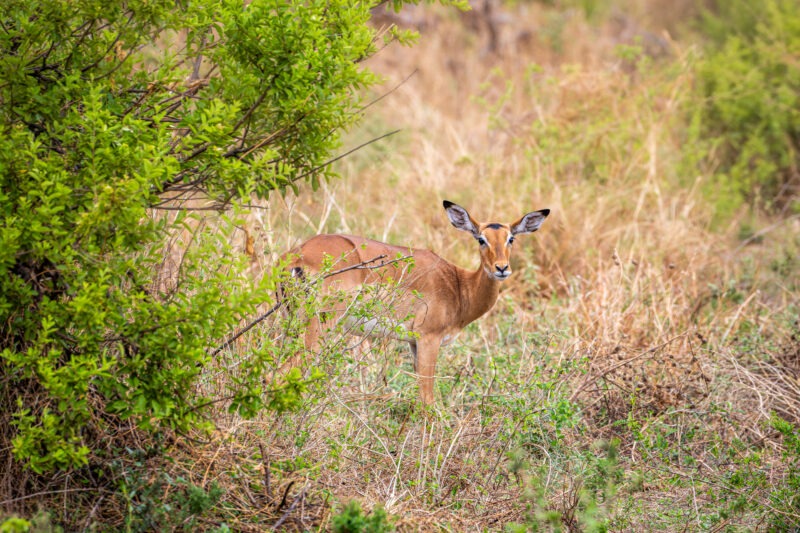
[274,481,296,512]
[358,69,417,113]
[0,488,103,506]
[259,442,272,500]
[323,253,412,278]
[271,485,306,530]
[733,213,800,254]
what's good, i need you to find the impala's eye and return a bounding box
[477,236,487,247]
[508,236,515,246]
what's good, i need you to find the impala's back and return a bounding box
[284,234,457,328]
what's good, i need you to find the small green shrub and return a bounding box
[0,518,31,533]
[769,414,800,529]
[331,501,394,533]
[0,0,385,476]
[508,439,622,532]
[119,470,225,532]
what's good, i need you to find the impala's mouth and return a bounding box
[493,272,511,281]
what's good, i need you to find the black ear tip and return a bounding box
[443,200,455,209]
[541,208,551,217]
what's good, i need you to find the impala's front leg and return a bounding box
[415,335,442,405]
[276,313,320,376]
[409,340,418,372]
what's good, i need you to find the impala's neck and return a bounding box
[455,265,502,328]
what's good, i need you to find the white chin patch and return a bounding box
[485,267,511,281]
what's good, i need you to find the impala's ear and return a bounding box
[511,209,550,235]
[443,200,480,237]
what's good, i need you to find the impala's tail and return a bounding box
[289,265,305,281]
[275,264,305,307]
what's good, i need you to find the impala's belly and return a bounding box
[340,315,458,346]
[340,315,416,342]
[441,334,457,346]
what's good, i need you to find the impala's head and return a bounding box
[443,200,550,281]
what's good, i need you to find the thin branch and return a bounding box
[209,301,284,357]
[0,488,105,506]
[568,332,688,402]
[275,481,296,513]
[323,253,411,278]
[223,124,291,160]
[232,90,269,133]
[157,127,399,208]
[290,129,401,184]
[148,205,226,212]
[259,442,272,500]
[733,213,800,254]
[272,487,306,531]
[80,25,126,74]
[190,35,206,81]
[358,69,417,113]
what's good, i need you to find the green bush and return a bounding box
[0,0,436,490]
[689,0,800,218]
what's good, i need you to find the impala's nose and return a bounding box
[494,264,510,279]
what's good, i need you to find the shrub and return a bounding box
[0,0,384,476]
[688,0,800,218]
[0,0,455,523]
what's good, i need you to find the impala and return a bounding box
[283,200,550,404]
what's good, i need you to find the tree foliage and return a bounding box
[0,0,435,478]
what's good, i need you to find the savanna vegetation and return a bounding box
[1,0,799,531]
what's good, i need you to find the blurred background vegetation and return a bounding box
[2,0,799,530]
